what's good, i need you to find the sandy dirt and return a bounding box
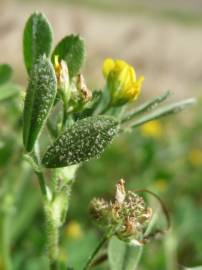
[0,0,201,101]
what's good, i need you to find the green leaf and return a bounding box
[52,34,85,78]
[0,136,15,166]
[108,236,143,270]
[122,90,171,123]
[0,83,21,101]
[0,64,13,85]
[23,56,57,152]
[42,115,119,168]
[23,11,53,73]
[131,98,196,128]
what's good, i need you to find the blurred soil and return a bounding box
[0,0,202,100]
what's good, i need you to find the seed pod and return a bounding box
[23,56,57,152]
[42,116,120,168]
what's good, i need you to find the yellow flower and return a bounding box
[188,149,202,167]
[64,221,83,239]
[140,120,163,138]
[103,58,144,106]
[153,179,168,192]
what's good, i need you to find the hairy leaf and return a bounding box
[122,90,171,123]
[0,64,13,85]
[185,268,202,270]
[23,56,57,152]
[52,34,85,78]
[42,116,119,168]
[23,11,53,73]
[131,98,196,128]
[108,236,143,270]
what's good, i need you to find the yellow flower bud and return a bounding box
[102,58,144,106]
[115,179,126,204]
[153,179,168,192]
[54,55,69,92]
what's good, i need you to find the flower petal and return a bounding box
[103,58,115,78]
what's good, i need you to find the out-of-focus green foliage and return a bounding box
[0,64,13,85]
[1,89,201,269]
[70,101,202,270]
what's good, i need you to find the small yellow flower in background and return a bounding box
[153,179,168,192]
[64,220,83,239]
[103,58,144,106]
[188,149,202,167]
[140,120,163,138]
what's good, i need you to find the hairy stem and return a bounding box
[44,202,60,270]
[32,143,59,269]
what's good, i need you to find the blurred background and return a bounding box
[0,0,202,269]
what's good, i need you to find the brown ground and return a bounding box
[0,0,202,101]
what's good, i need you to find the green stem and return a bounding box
[133,246,143,270]
[0,212,12,270]
[44,200,60,270]
[50,261,59,270]
[32,144,58,269]
[32,145,48,199]
[61,96,68,132]
[83,235,108,270]
[100,101,111,115]
[36,171,48,198]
